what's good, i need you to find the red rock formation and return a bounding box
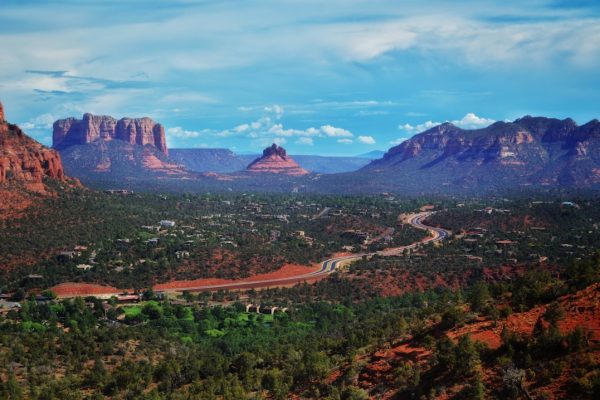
[0,101,66,192]
[53,113,168,155]
[246,144,309,175]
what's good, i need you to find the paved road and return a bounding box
[175,211,450,293]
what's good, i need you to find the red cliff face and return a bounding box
[53,113,168,155]
[246,144,309,175]
[0,101,66,192]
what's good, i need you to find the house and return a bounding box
[159,220,176,228]
[76,264,93,271]
[145,238,159,247]
[141,225,161,232]
[175,251,190,259]
[561,201,577,208]
[116,294,140,303]
[496,240,517,245]
[270,230,281,242]
[0,300,21,310]
[73,245,88,254]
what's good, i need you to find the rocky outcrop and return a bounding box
[246,144,309,175]
[53,113,168,155]
[360,115,600,190]
[59,139,191,183]
[0,101,66,191]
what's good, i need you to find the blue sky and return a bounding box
[1,0,599,155]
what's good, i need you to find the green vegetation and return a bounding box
[0,190,426,291]
[0,191,598,398]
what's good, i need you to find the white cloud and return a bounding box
[296,137,314,146]
[337,138,353,144]
[452,113,495,129]
[398,120,441,134]
[398,113,495,134]
[264,104,284,118]
[3,1,597,144]
[325,14,600,67]
[233,123,250,133]
[167,126,200,138]
[268,123,317,137]
[213,108,356,145]
[20,113,57,130]
[320,125,353,137]
[358,135,376,144]
[356,110,389,116]
[273,137,286,146]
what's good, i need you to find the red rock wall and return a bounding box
[0,120,65,187]
[53,113,168,155]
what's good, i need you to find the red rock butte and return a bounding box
[246,144,309,175]
[53,113,168,155]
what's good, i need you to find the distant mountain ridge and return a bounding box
[169,148,249,173]
[170,148,371,174]
[357,150,385,159]
[47,111,600,193]
[356,115,600,191]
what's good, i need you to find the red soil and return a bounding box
[353,339,430,399]
[0,189,34,221]
[342,284,600,400]
[154,263,321,291]
[448,283,600,350]
[51,282,122,298]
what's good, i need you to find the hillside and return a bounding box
[291,155,370,173]
[0,101,74,219]
[59,140,191,184]
[351,116,600,192]
[169,148,249,173]
[338,282,600,400]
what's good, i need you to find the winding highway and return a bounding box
[171,211,451,293]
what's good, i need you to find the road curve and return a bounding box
[167,211,450,293]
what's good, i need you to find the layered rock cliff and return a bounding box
[53,113,168,155]
[59,139,191,183]
[361,115,600,190]
[246,144,309,175]
[0,101,66,191]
